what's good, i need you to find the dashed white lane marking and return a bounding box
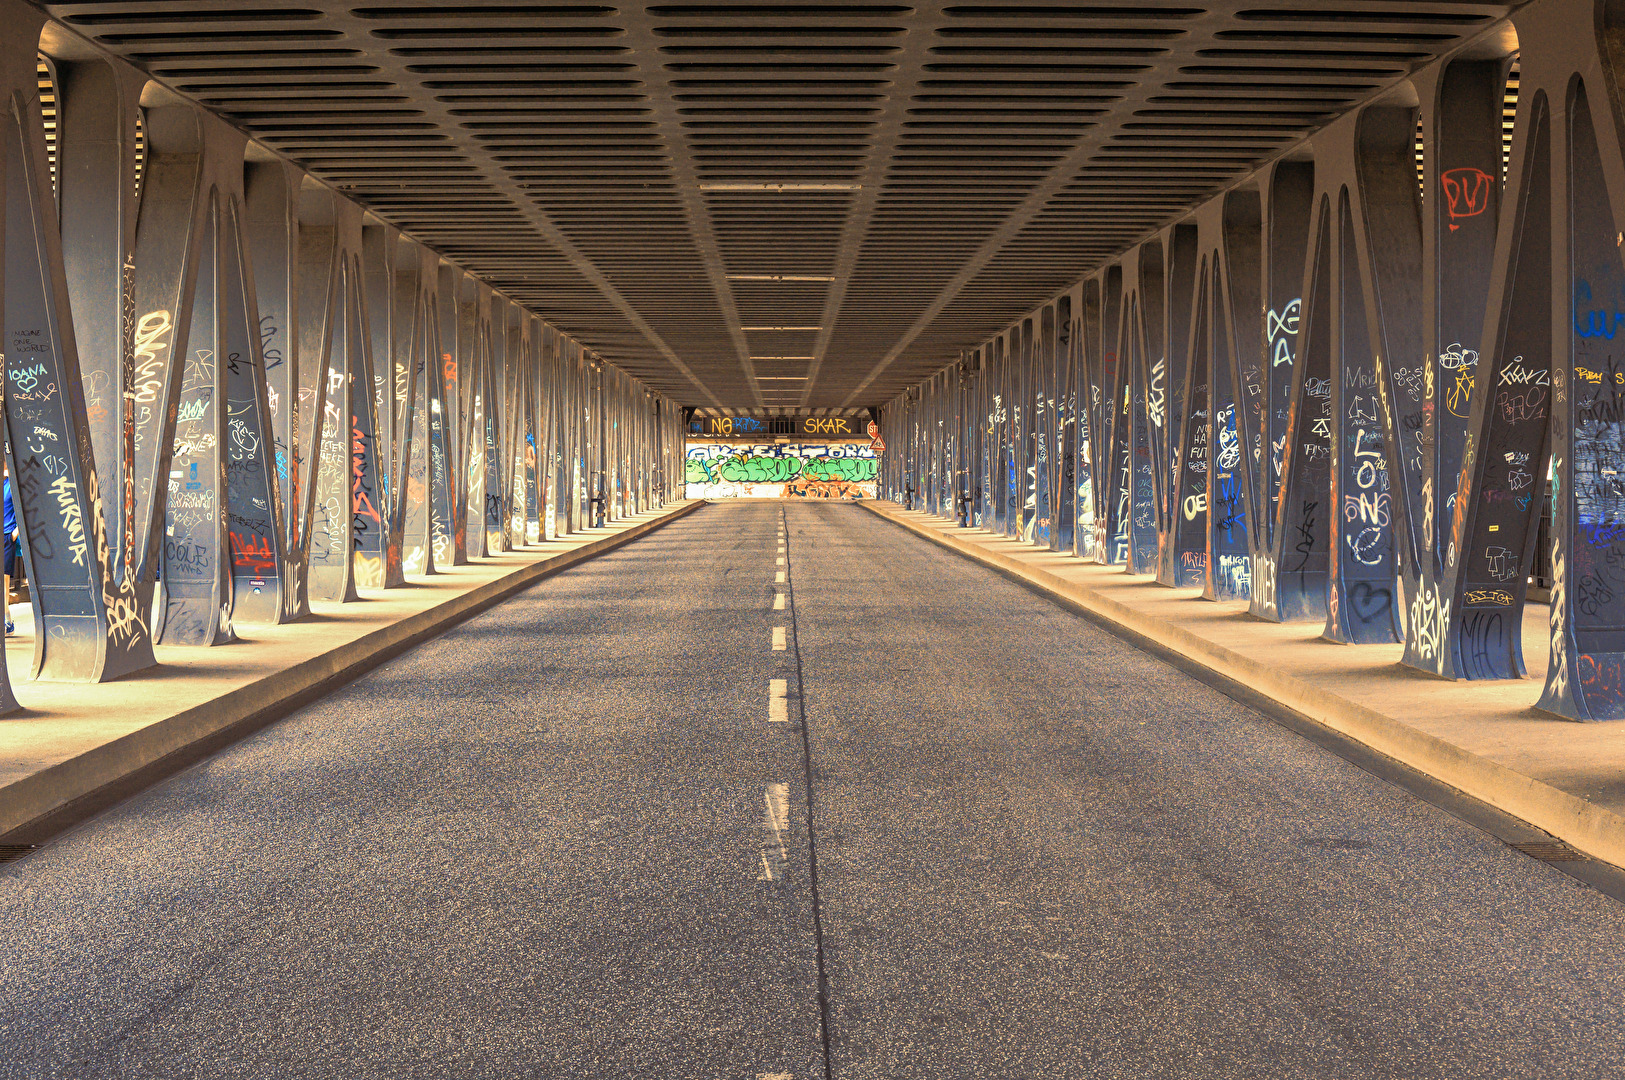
[775,555,785,566]
[772,626,787,651]
[758,783,790,881]
[769,678,788,723]
[760,1073,793,1080]
[773,592,787,611]
[775,570,786,583]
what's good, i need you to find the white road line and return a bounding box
[758,782,791,881]
[775,570,786,583]
[769,678,788,723]
[766,782,788,832]
[773,592,786,611]
[772,626,787,650]
[759,1073,792,1080]
[776,555,785,566]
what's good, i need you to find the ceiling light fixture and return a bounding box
[699,182,861,192]
[750,355,815,361]
[726,274,834,283]
[740,326,822,332]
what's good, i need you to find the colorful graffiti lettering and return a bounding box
[1441,167,1494,231]
[686,442,880,499]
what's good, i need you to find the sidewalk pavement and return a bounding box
[0,501,701,841]
[863,500,1625,876]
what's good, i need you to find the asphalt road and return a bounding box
[2,501,1624,1079]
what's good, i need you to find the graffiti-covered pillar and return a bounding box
[1205,234,1253,604]
[1324,181,1401,645]
[243,156,310,619]
[0,18,147,687]
[1033,313,1053,545]
[217,175,287,627]
[1170,255,1212,590]
[1270,191,1335,623]
[1218,187,1265,604]
[1431,62,1550,683]
[1092,266,1125,564]
[301,198,367,604]
[1126,289,1160,575]
[532,314,551,527]
[988,336,1008,534]
[1168,239,1210,590]
[1052,295,1075,551]
[1249,159,1315,620]
[1155,227,1198,585]
[53,54,144,605]
[972,346,985,521]
[342,224,386,594]
[462,297,490,557]
[1000,330,1017,533]
[360,219,407,588]
[1075,277,1100,559]
[397,248,437,575]
[509,308,537,544]
[160,107,284,642]
[547,326,566,536]
[151,121,233,644]
[429,266,467,566]
[1536,0,1625,718]
[491,290,516,551]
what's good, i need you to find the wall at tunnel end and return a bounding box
[685,440,880,500]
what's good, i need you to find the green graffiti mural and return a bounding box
[685,442,881,499]
[720,455,802,483]
[686,453,877,484]
[805,458,879,482]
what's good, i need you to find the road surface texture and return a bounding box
[2,501,1622,1079]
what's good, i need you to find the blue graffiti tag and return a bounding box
[1574,280,1625,340]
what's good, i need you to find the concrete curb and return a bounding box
[0,500,704,841]
[861,500,1625,871]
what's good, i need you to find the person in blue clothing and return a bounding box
[2,467,14,635]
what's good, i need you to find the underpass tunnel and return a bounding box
[5,3,1625,1078]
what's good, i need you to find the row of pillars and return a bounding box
[882,0,1625,723]
[0,3,686,709]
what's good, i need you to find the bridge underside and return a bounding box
[7,4,1625,1072]
[40,0,1521,409]
[0,5,1617,726]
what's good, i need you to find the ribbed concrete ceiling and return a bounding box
[42,1,1520,410]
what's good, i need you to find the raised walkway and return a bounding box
[863,501,1625,880]
[0,501,700,842]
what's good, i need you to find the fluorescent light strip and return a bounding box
[699,182,860,192]
[726,274,834,283]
